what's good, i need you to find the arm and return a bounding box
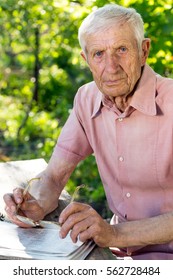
[113,211,173,248]
[3,153,77,226]
[28,154,77,216]
[4,101,93,226]
[59,202,173,248]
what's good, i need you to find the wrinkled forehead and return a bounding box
[84,23,137,52]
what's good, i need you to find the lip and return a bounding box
[104,79,123,86]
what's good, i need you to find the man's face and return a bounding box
[81,23,150,99]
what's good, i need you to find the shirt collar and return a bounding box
[91,91,103,118]
[91,64,157,118]
[130,64,157,116]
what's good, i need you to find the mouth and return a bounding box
[104,79,124,86]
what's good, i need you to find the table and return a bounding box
[0,158,116,260]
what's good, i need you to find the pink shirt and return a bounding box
[53,64,173,259]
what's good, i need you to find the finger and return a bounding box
[60,205,94,239]
[4,205,31,228]
[10,216,33,228]
[78,227,93,243]
[19,199,38,211]
[3,192,43,224]
[59,202,90,224]
[3,193,18,214]
[11,216,32,228]
[62,216,89,242]
[70,218,92,243]
[13,187,25,204]
[79,221,114,247]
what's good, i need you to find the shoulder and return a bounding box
[72,81,102,121]
[156,74,173,97]
[74,81,102,112]
[75,81,101,101]
[155,74,173,111]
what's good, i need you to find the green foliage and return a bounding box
[128,0,173,77]
[66,155,112,217]
[0,0,173,218]
[0,95,60,161]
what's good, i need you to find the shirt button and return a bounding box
[118,156,124,162]
[118,118,123,122]
[126,192,131,198]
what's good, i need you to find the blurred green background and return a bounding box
[0,0,173,218]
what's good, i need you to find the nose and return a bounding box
[105,53,119,73]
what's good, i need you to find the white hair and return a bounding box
[78,4,145,53]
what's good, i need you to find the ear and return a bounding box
[141,38,151,66]
[80,51,87,62]
[80,50,93,73]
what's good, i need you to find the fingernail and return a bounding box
[16,197,22,204]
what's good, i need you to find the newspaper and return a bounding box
[0,159,95,259]
[0,220,95,260]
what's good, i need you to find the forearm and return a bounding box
[112,212,173,248]
[29,155,77,216]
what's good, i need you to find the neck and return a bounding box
[110,94,133,112]
[110,72,143,112]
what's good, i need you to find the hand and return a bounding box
[59,202,116,247]
[3,188,45,228]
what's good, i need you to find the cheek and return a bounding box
[88,56,105,75]
[126,58,142,81]
[129,69,141,90]
[90,64,104,79]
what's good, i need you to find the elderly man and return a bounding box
[3,4,173,259]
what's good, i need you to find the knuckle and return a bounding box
[13,187,23,195]
[68,215,75,225]
[79,233,86,243]
[72,223,80,232]
[88,206,96,214]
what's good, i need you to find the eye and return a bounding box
[94,50,103,58]
[118,46,127,54]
